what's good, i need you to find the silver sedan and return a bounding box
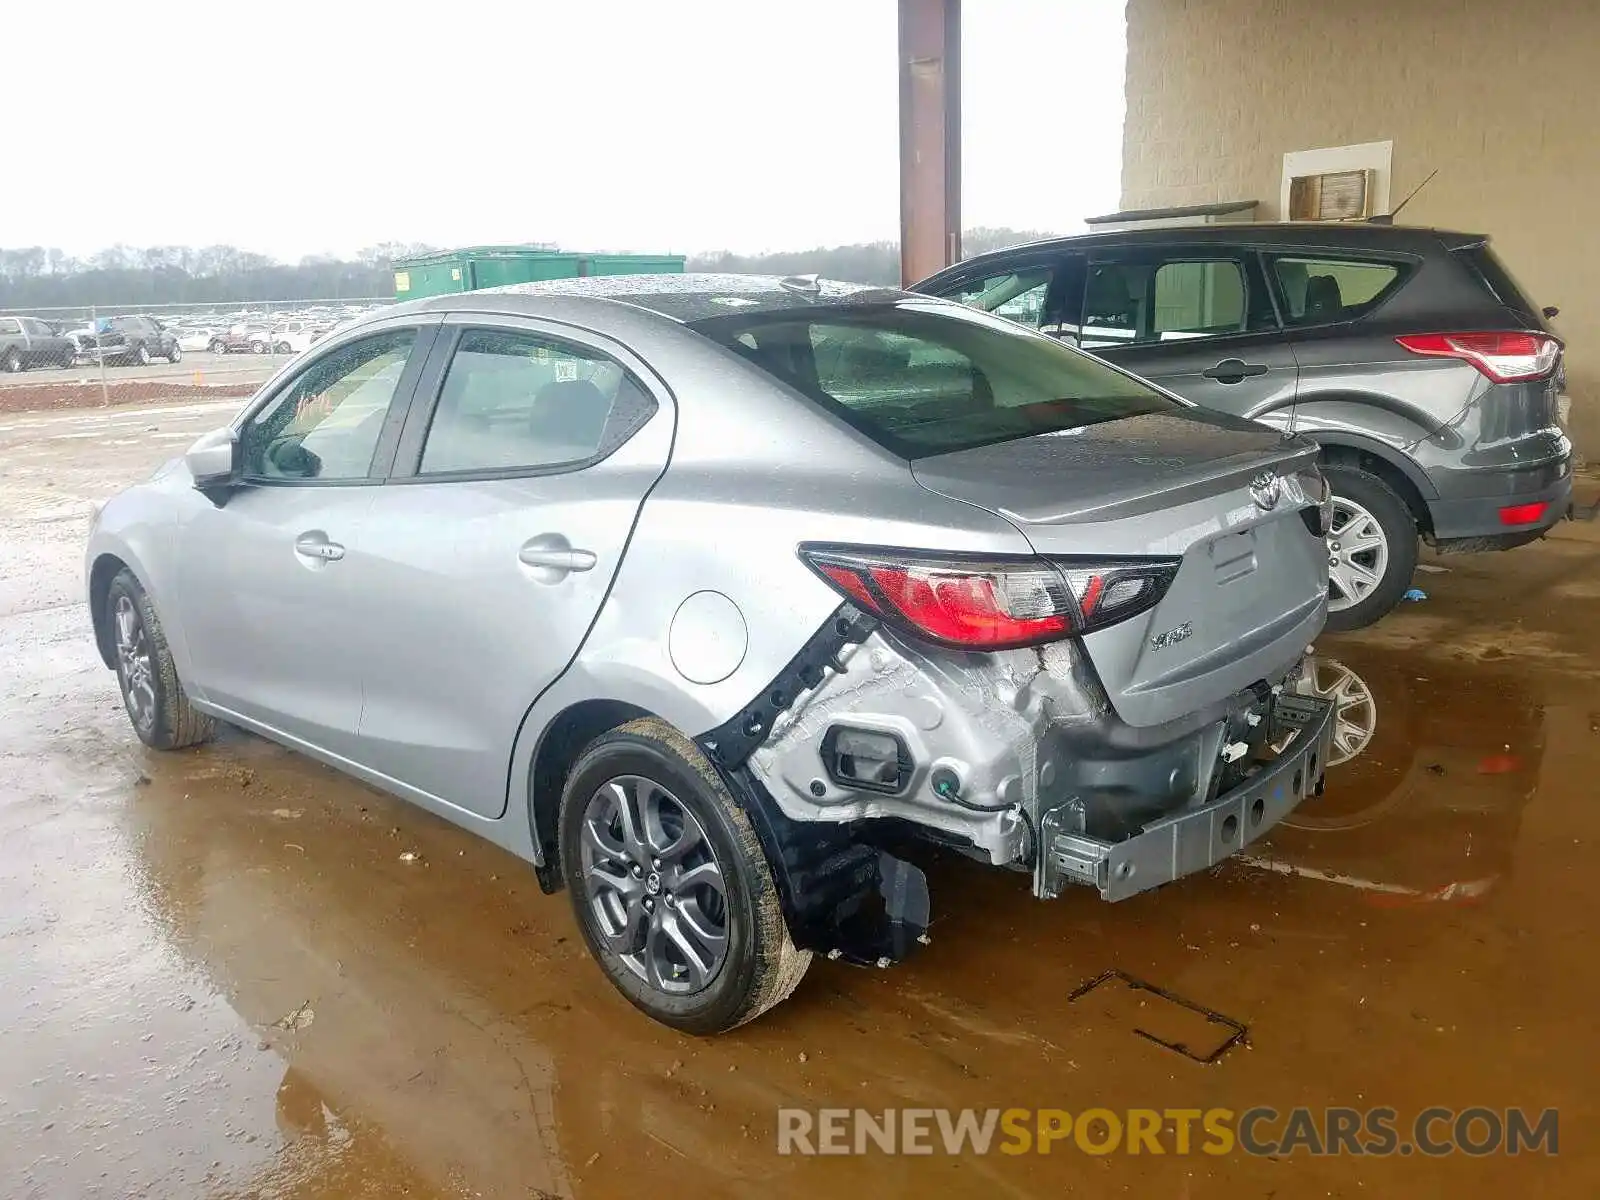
[87,275,1333,1032]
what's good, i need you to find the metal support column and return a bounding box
[898,0,961,286]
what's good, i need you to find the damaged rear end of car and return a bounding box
[685,296,1336,957]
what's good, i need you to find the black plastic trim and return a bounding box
[700,602,878,770]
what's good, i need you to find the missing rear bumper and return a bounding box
[1038,692,1335,901]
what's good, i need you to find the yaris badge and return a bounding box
[1249,471,1282,511]
[1150,622,1193,651]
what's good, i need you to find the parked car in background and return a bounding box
[0,315,77,371]
[85,315,183,366]
[269,318,329,354]
[209,323,275,354]
[915,223,1573,629]
[86,275,1334,1033]
[176,327,222,353]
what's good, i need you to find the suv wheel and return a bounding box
[210,338,227,354]
[134,343,151,366]
[558,717,811,1034]
[168,344,182,364]
[1321,464,1418,631]
[1,348,19,373]
[105,568,216,750]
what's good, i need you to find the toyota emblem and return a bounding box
[1249,471,1282,511]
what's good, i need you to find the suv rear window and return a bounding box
[691,301,1179,459]
[1269,256,1405,325]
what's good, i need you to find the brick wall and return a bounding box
[1122,0,1599,447]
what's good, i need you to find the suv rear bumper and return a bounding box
[1427,455,1572,549]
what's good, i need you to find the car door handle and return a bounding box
[1203,358,1270,382]
[294,533,345,562]
[518,546,597,572]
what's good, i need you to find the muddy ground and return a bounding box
[3,397,1599,1197]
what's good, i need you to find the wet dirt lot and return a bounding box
[4,398,1599,1198]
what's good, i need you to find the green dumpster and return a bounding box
[393,246,685,299]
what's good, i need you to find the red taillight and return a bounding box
[1395,332,1561,383]
[1499,501,1549,526]
[801,545,1180,650]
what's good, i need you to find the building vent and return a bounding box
[1288,169,1375,221]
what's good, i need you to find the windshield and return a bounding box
[691,300,1180,459]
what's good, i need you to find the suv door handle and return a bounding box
[293,533,345,562]
[1203,358,1270,382]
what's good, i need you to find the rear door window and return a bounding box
[417,328,657,476]
[1080,256,1271,348]
[1268,255,1405,326]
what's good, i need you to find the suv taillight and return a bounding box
[800,545,1180,651]
[1395,332,1561,384]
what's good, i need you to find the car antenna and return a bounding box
[1368,167,1438,225]
[778,273,823,297]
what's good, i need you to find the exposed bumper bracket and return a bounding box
[1037,693,1336,902]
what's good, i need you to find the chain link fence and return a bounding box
[0,295,394,412]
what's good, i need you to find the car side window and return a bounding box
[1082,258,1269,347]
[1270,256,1404,326]
[241,329,416,482]
[0,319,20,335]
[947,269,1052,329]
[417,328,657,476]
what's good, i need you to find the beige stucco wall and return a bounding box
[1121,0,1599,449]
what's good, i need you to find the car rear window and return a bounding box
[690,301,1180,459]
[1456,243,1546,328]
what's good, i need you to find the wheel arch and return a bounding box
[88,551,135,668]
[1313,432,1435,538]
[526,697,656,893]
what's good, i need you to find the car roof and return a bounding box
[938,222,1489,272]
[385,273,914,325]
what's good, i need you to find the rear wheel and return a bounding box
[1321,464,1418,632]
[1,348,19,373]
[105,569,215,750]
[558,717,810,1034]
[134,342,151,366]
[167,344,182,364]
[209,338,226,354]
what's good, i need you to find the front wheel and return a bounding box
[558,717,811,1034]
[105,569,216,750]
[167,344,182,364]
[1321,464,1419,632]
[1,348,19,373]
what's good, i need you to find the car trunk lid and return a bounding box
[910,409,1328,727]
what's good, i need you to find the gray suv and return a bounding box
[87,277,1334,1032]
[915,224,1573,629]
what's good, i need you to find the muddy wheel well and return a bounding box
[1319,443,1433,537]
[88,553,128,669]
[529,698,652,892]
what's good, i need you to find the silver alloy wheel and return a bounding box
[1325,495,1390,611]
[579,774,729,996]
[114,594,156,734]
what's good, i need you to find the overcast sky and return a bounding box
[0,0,1126,261]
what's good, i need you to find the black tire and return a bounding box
[1,348,19,373]
[105,568,216,751]
[134,342,151,366]
[209,339,227,354]
[167,344,182,364]
[558,717,811,1034]
[1321,463,1419,632]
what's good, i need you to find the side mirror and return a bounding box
[185,426,240,493]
